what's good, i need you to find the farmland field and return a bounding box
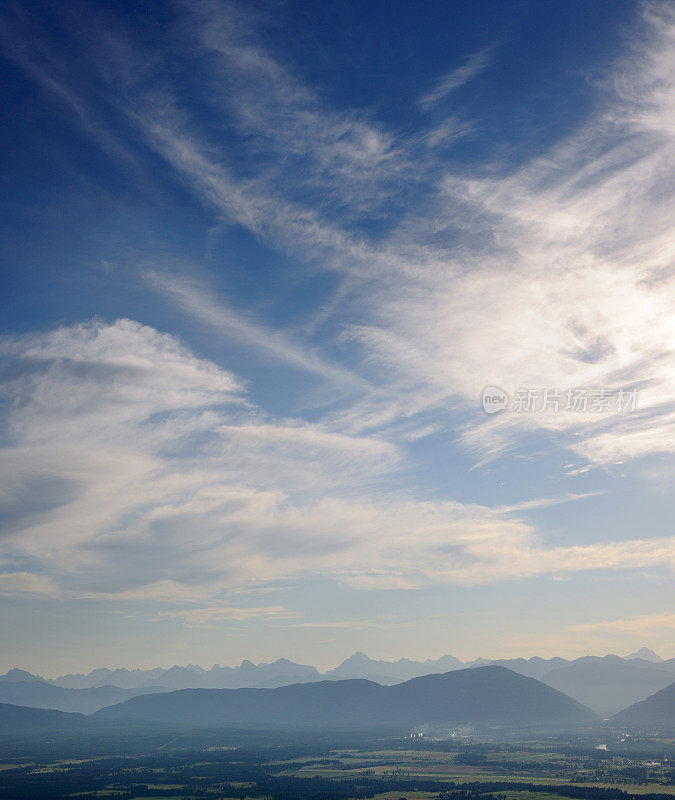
[0,727,673,800]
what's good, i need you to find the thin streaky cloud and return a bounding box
[417,45,495,111]
[494,491,607,514]
[144,271,369,390]
[284,621,383,629]
[160,605,296,628]
[569,613,675,633]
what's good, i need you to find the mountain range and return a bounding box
[321,651,464,684]
[37,659,322,690]
[3,649,672,716]
[3,669,673,736]
[94,666,596,730]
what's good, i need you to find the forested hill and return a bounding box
[95,665,596,729]
[611,680,675,728]
[0,702,88,733]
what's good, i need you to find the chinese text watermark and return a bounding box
[481,386,639,415]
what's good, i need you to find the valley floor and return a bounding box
[0,729,673,800]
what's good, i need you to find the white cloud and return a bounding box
[341,3,675,465]
[1,319,672,603]
[6,1,675,475]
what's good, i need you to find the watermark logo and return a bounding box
[480,386,639,414]
[481,386,509,414]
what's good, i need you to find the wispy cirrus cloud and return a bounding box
[133,0,675,472]
[144,270,367,390]
[342,3,675,465]
[417,45,495,111]
[4,0,675,474]
[184,0,407,214]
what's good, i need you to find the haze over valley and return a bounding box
[2,648,673,717]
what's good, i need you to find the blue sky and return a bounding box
[1,0,674,675]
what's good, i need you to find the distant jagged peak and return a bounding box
[160,664,205,674]
[341,651,373,664]
[467,657,493,666]
[324,652,466,684]
[428,654,465,667]
[337,651,462,668]
[0,668,46,683]
[625,646,662,662]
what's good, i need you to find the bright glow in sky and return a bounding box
[0,0,674,674]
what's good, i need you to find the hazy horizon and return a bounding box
[2,645,672,681]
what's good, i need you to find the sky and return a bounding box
[0,0,674,676]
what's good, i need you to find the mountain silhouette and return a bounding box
[323,652,464,684]
[49,659,320,690]
[95,666,595,730]
[624,647,662,663]
[6,652,673,715]
[0,702,88,733]
[612,680,675,728]
[0,668,47,684]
